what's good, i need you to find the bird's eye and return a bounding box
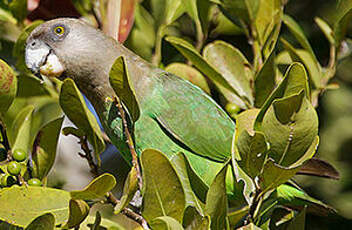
[54,26,65,35]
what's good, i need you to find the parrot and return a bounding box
[24,18,236,195]
[24,18,329,210]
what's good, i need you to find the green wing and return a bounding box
[142,71,235,162]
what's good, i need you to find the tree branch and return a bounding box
[113,97,143,190]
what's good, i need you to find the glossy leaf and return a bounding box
[181,0,211,35]
[254,51,276,107]
[334,0,352,46]
[203,40,254,105]
[9,105,34,153]
[71,173,116,200]
[261,93,318,166]
[32,117,64,180]
[25,213,55,230]
[165,36,248,107]
[255,62,310,129]
[0,186,70,227]
[283,15,316,60]
[205,163,228,230]
[183,206,210,230]
[276,184,335,216]
[259,160,301,193]
[151,0,184,27]
[64,199,90,229]
[109,56,140,122]
[237,131,268,178]
[141,149,185,223]
[315,17,335,46]
[80,212,125,230]
[214,0,260,25]
[165,63,210,94]
[150,216,184,230]
[281,39,322,88]
[171,153,205,213]
[59,78,105,165]
[114,166,138,214]
[0,59,17,118]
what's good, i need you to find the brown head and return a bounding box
[25,18,119,83]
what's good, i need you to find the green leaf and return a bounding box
[109,56,140,122]
[261,93,318,166]
[237,131,268,178]
[214,0,260,25]
[150,216,184,230]
[259,160,301,193]
[256,0,283,58]
[0,186,70,227]
[114,167,138,214]
[255,62,310,129]
[32,117,64,180]
[13,21,43,73]
[280,39,322,89]
[181,0,211,35]
[203,40,254,105]
[254,51,276,107]
[9,0,27,22]
[276,184,335,216]
[64,199,90,229]
[9,105,34,153]
[334,0,352,46]
[315,17,335,46]
[71,173,116,200]
[183,206,210,230]
[228,206,249,228]
[165,36,248,107]
[59,78,105,165]
[205,162,228,230]
[81,212,125,230]
[0,59,17,118]
[25,213,55,230]
[165,63,210,94]
[126,4,155,60]
[171,153,205,213]
[283,15,316,61]
[141,149,185,223]
[151,0,184,27]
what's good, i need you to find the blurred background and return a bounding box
[0,0,352,229]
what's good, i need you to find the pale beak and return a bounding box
[25,40,64,78]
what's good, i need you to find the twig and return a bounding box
[76,133,148,228]
[113,97,143,190]
[78,136,99,175]
[0,121,26,185]
[107,192,149,228]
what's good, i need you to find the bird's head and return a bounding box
[25,18,118,81]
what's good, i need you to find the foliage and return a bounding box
[0,0,350,229]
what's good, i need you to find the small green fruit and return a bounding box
[12,149,27,162]
[0,147,7,161]
[7,161,21,176]
[28,178,42,186]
